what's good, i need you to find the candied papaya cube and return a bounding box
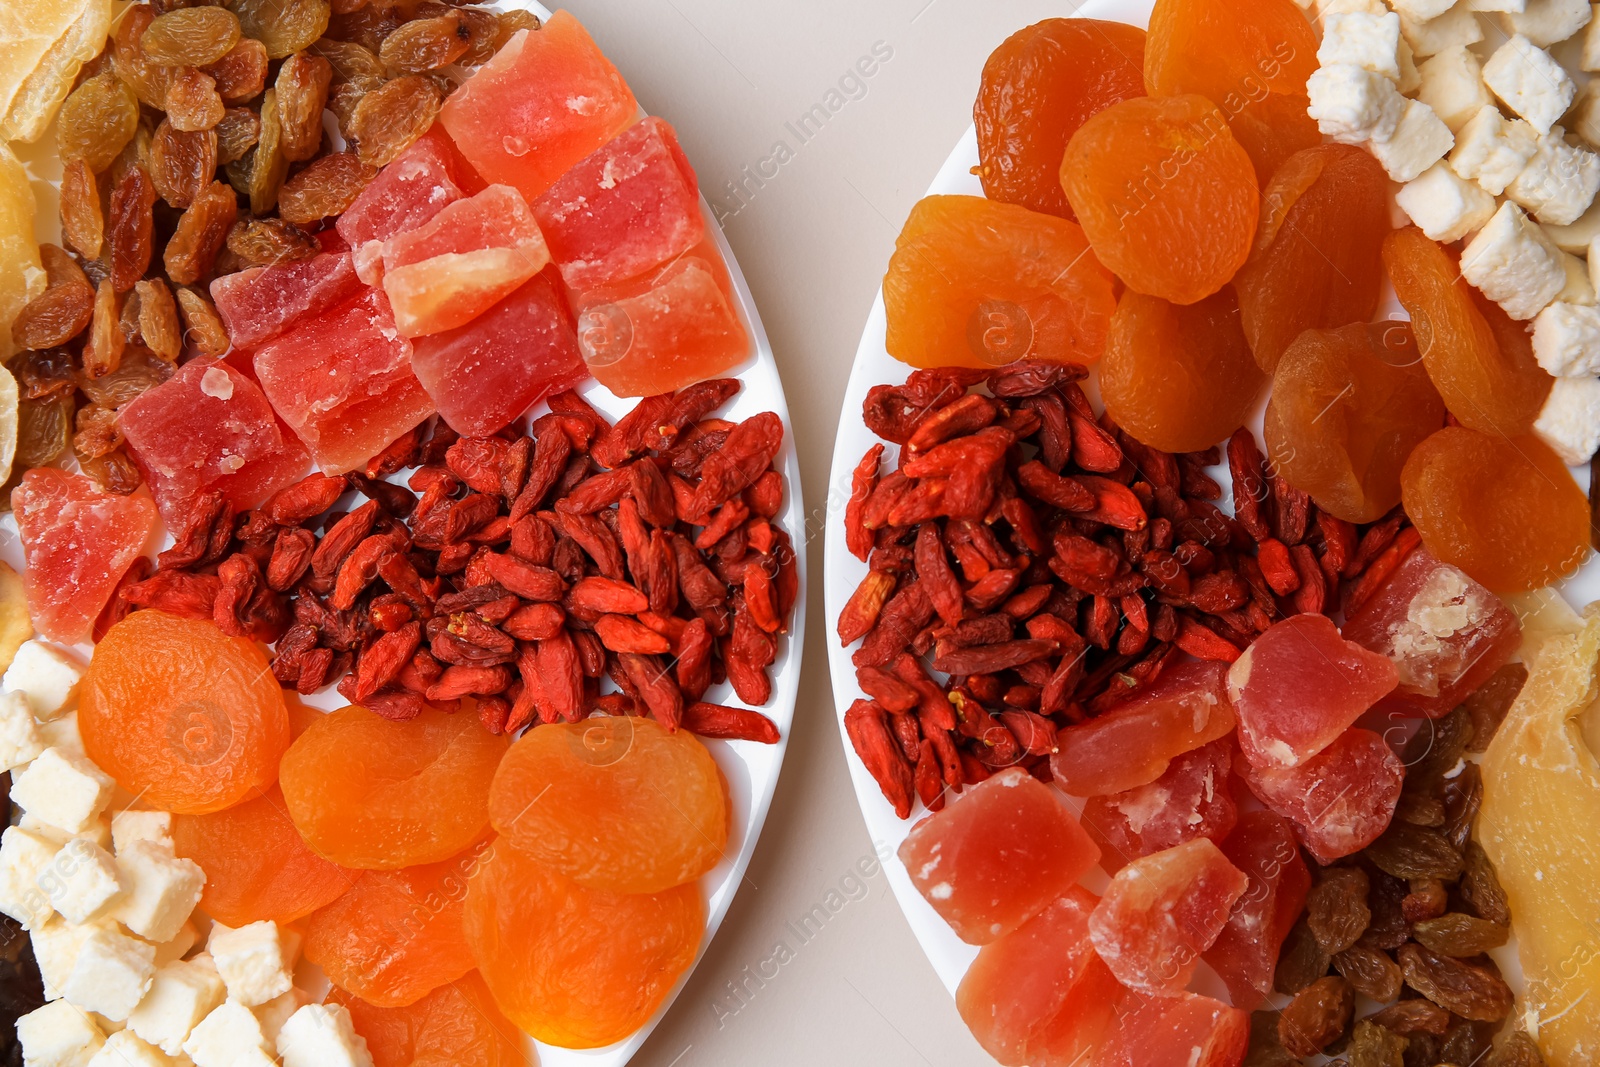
[1087,838,1249,995]
[1093,989,1250,1067]
[120,359,310,528]
[533,116,705,290]
[13,469,158,644]
[411,268,586,438]
[897,767,1099,945]
[956,886,1122,1067]
[1227,613,1399,769]
[208,251,366,350]
[380,184,552,337]
[1082,736,1238,875]
[1202,810,1311,1010]
[1343,548,1522,719]
[253,289,435,475]
[337,128,484,285]
[1238,727,1404,864]
[1049,659,1236,796]
[439,11,639,202]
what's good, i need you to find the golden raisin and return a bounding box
[74,403,122,460]
[81,450,144,495]
[277,152,377,225]
[142,7,242,67]
[11,246,94,351]
[112,7,176,110]
[109,166,157,292]
[58,160,104,260]
[226,218,319,267]
[379,14,470,74]
[310,37,388,89]
[250,88,289,215]
[149,119,218,209]
[165,68,225,132]
[236,0,331,58]
[275,53,333,162]
[215,107,260,165]
[492,9,539,51]
[350,75,440,167]
[164,181,238,286]
[175,287,230,356]
[456,7,503,66]
[205,38,269,104]
[56,72,140,173]
[327,82,365,140]
[83,278,125,379]
[135,279,182,362]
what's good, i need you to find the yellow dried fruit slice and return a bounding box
[0,143,43,363]
[0,0,105,139]
[0,0,113,143]
[0,560,31,677]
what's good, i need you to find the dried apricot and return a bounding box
[464,840,704,1049]
[1235,145,1390,372]
[1401,427,1589,592]
[1384,227,1553,437]
[974,18,1146,219]
[1061,94,1258,305]
[333,972,525,1067]
[1265,323,1446,523]
[280,705,508,870]
[1100,286,1264,453]
[1144,0,1318,112]
[1224,90,1321,184]
[489,716,727,894]
[81,610,291,813]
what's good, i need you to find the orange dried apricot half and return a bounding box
[1145,0,1318,105]
[1224,89,1321,185]
[333,972,526,1067]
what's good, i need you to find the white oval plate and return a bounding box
[5,4,805,1063]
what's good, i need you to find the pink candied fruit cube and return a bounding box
[252,289,435,475]
[533,116,705,290]
[897,767,1099,945]
[956,886,1122,1067]
[337,127,484,284]
[411,268,586,438]
[1227,613,1398,769]
[439,11,639,202]
[208,252,365,350]
[1342,548,1521,719]
[120,360,310,528]
[1093,990,1250,1067]
[1202,810,1311,1010]
[13,469,158,644]
[1082,736,1239,875]
[1049,659,1236,797]
[1087,838,1249,996]
[1238,727,1403,864]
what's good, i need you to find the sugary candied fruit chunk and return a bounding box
[882,194,1117,369]
[573,247,750,397]
[280,705,508,870]
[974,19,1147,220]
[897,767,1099,945]
[306,841,485,1007]
[410,268,586,438]
[119,359,311,528]
[337,127,483,285]
[81,611,290,814]
[1061,95,1258,306]
[1203,810,1311,1011]
[12,469,157,644]
[252,289,436,475]
[333,972,525,1067]
[1087,838,1249,995]
[1092,989,1250,1067]
[955,886,1122,1067]
[1235,146,1392,374]
[172,785,356,926]
[1384,226,1554,438]
[1049,659,1236,797]
[440,11,639,202]
[464,839,703,1050]
[533,116,705,289]
[1264,322,1446,524]
[1401,426,1590,593]
[488,716,728,895]
[1082,737,1238,875]
[208,251,366,350]
[1344,548,1522,719]
[1227,613,1399,769]
[380,184,551,337]
[1099,286,1265,453]
[1238,727,1404,864]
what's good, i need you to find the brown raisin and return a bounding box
[1400,707,1472,792]
[149,119,218,208]
[1347,1020,1408,1067]
[118,283,144,343]
[249,88,289,215]
[83,278,125,379]
[109,166,157,292]
[78,347,173,407]
[1487,1032,1546,1067]
[165,68,225,132]
[165,181,238,285]
[1309,866,1372,954]
[175,287,230,356]
[215,107,260,165]
[56,72,140,173]
[1280,975,1354,1056]
[112,8,176,110]
[379,14,470,73]
[205,37,270,104]
[1358,870,1412,951]
[349,75,440,167]
[1332,945,1404,1002]
[310,37,387,89]
[275,53,333,162]
[456,7,501,65]
[1440,1020,1501,1065]
[1245,1011,1299,1067]
[1460,841,1511,925]
[73,403,122,459]
[277,152,376,225]
[1412,912,1510,957]
[1465,663,1527,752]
[1366,999,1451,1036]
[107,119,155,192]
[142,7,242,66]
[329,4,405,54]
[81,449,144,495]
[1365,823,1464,881]
[1401,878,1448,923]
[10,349,78,400]
[11,246,94,350]
[236,0,331,58]
[1276,918,1333,996]
[331,0,367,15]
[226,218,319,267]
[135,279,182,362]
[1396,943,1514,1021]
[1440,761,1482,852]
[12,392,74,478]
[224,153,254,198]
[59,160,104,259]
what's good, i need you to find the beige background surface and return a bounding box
[556,2,1072,1064]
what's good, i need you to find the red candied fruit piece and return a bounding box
[1226,613,1399,769]
[1093,989,1250,1067]
[1087,838,1249,995]
[120,359,311,528]
[897,767,1100,945]
[1342,548,1521,719]
[208,252,366,350]
[337,127,485,285]
[1238,727,1404,864]
[411,268,586,438]
[1049,659,1236,796]
[253,289,435,474]
[13,469,158,644]
[533,116,706,290]
[1082,737,1238,875]
[1202,809,1311,1010]
[956,886,1122,1067]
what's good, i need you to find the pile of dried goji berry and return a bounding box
[840,360,1420,818]
[98,379,795,741]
